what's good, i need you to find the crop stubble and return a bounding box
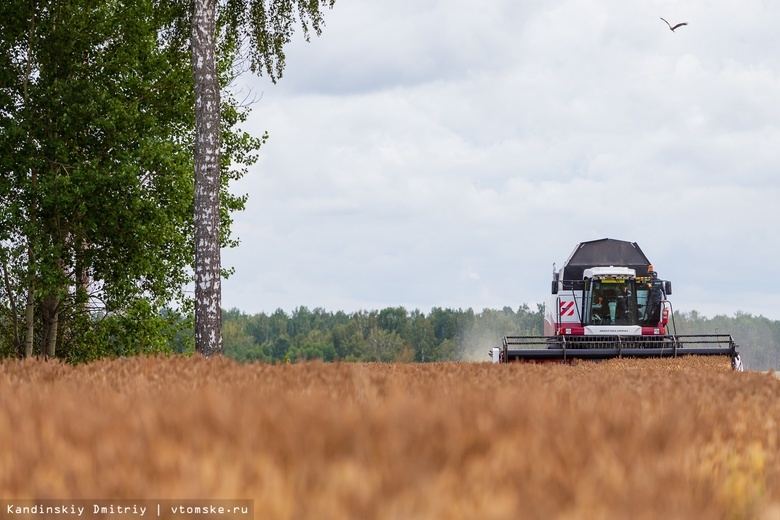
[1,356,779,519]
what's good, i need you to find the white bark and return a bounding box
[192,0,222,356]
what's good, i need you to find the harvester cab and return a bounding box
[582,267,642,328]
[493,238,743,369]
[572,266,672,332]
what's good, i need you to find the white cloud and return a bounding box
[222,0,780,320]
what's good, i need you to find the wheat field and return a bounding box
[1,355,779,519]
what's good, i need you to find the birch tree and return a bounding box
[190,0,336,357]
[192,0,223,357]
[0,0,258,360]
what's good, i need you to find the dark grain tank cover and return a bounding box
[560,238,652,287]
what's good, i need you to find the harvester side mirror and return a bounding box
[551,280,558,295]
[664,281,672,295]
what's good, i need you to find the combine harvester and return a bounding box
[491,238,744,370]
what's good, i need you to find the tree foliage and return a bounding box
[219,0,336,82]
[0,0,259,361]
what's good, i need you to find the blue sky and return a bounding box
[222,0,780,320]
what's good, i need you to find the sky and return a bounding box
[221,0,780,321]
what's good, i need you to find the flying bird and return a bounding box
[660,17,688,32]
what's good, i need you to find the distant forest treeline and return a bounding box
[222,305,780,371]
[222,305,545,364]
[672,311,780,371]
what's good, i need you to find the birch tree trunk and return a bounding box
[191,0,222,357]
